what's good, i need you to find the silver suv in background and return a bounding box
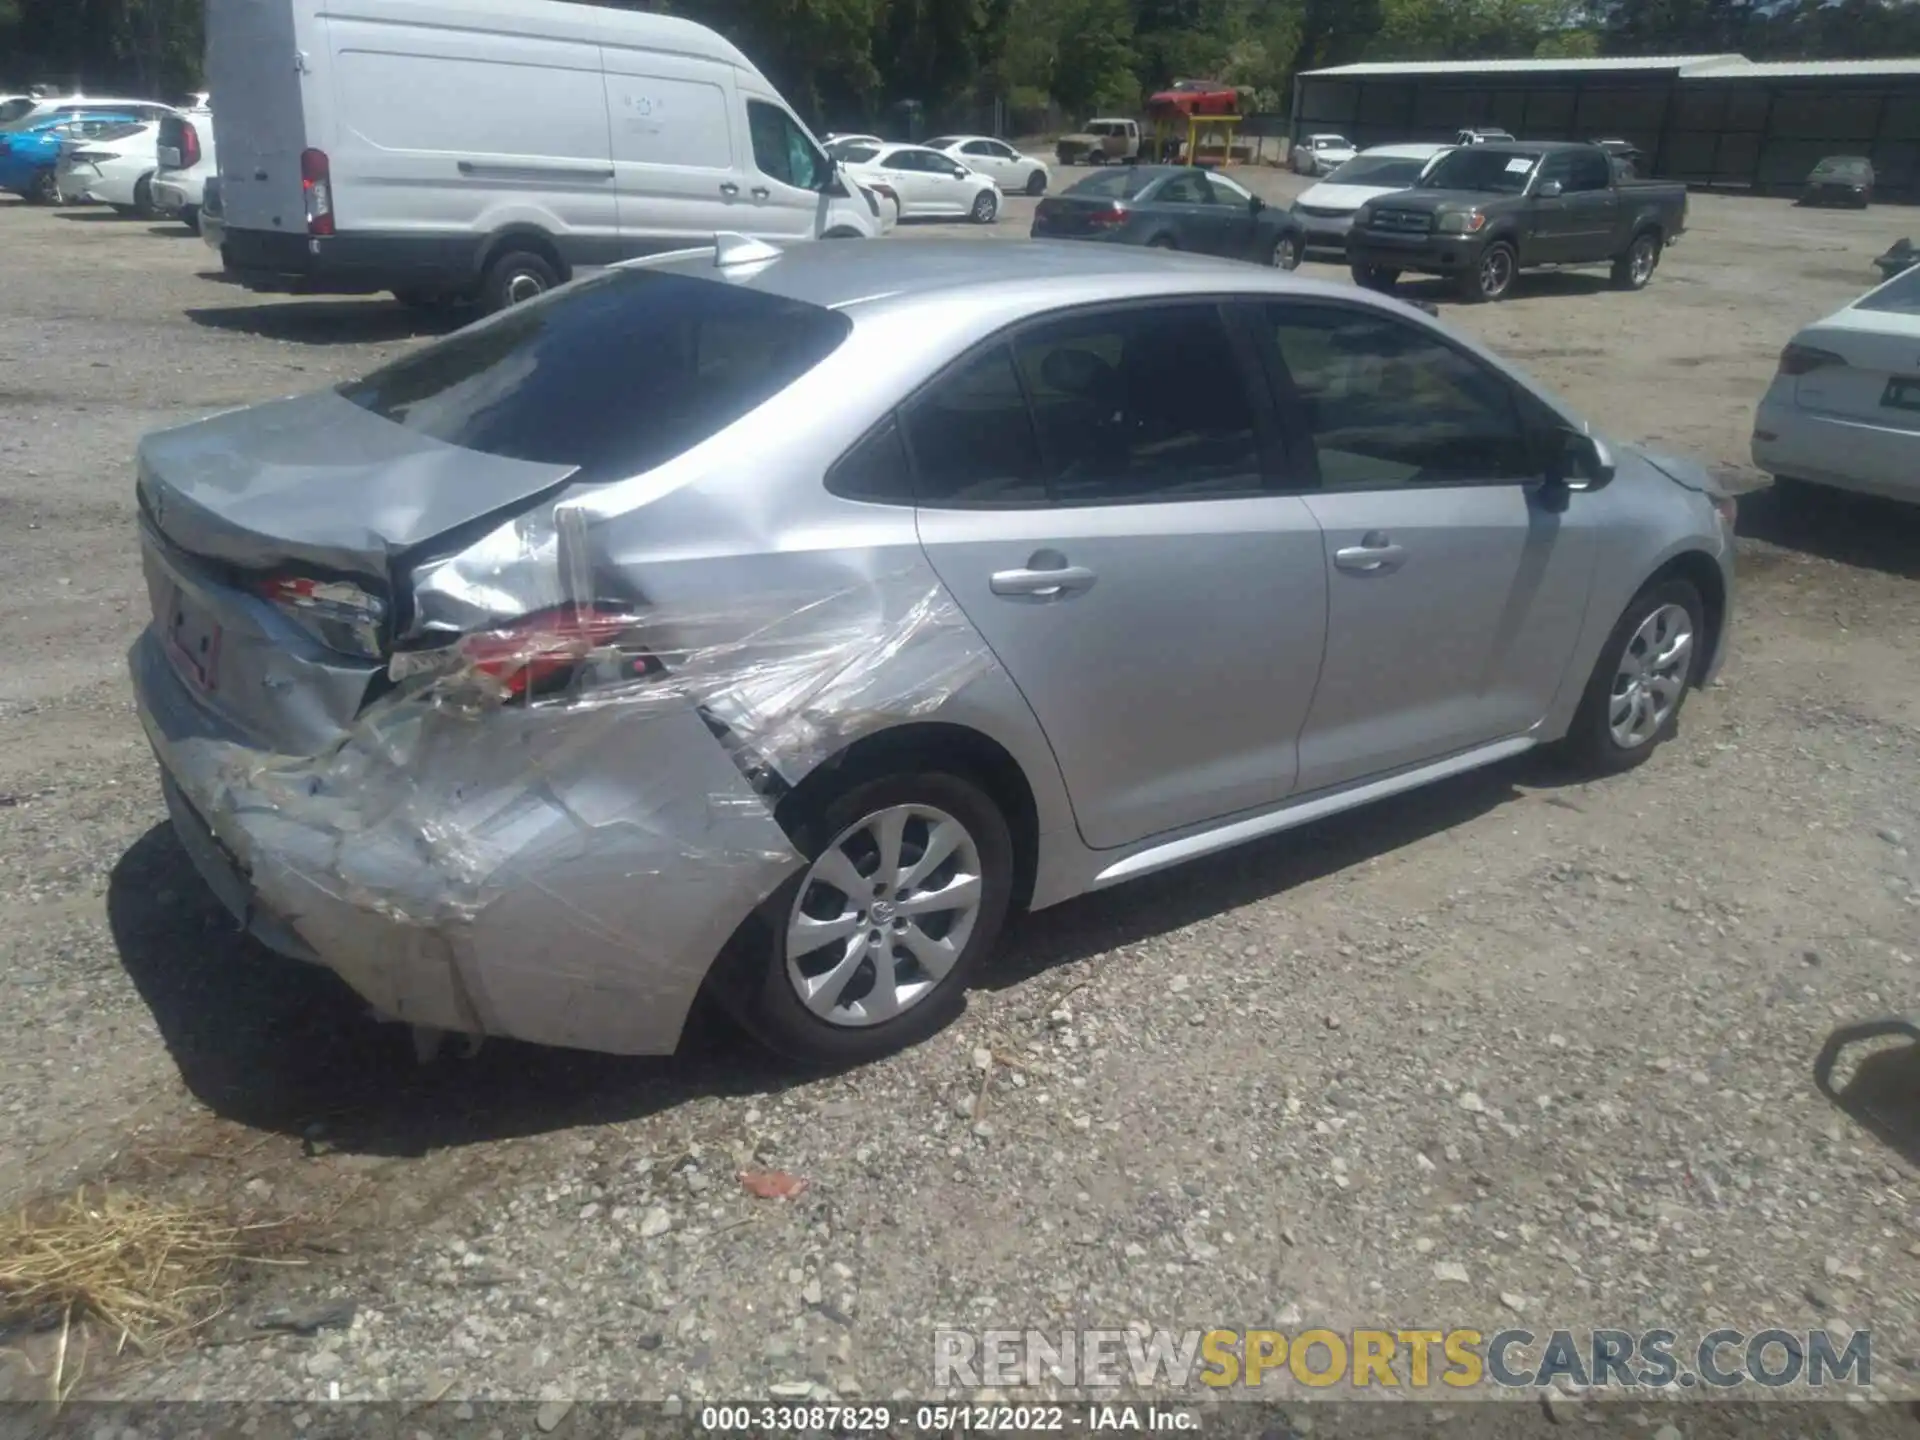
[128,238,1735,1067]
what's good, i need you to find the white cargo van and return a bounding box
[205,0,885,311]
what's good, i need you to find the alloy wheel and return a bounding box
[504,271,548,305]
[785,804,984,1028]
[1479,245,1514,299]
[1609,603,1694,749]
[1630,235,1657,286]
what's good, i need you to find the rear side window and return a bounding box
[339,270,851,484]
[901,346,1047,505]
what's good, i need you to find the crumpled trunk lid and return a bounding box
[135,388,577,753]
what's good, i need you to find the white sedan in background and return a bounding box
[837,142,1001,224]
[54,120,165,216]
[1753,264,1920,505]
[1290,142,1452,255]
[923,134,1051,196]
[1291,133,1357,176]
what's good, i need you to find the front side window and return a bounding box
[1012,305,1262,504]
[747,100,823,191]
[1263,304,1538,488]
[339,269,851,484]
[1206,172,1253,204]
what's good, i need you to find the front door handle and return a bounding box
[990,564,1097,599]
[720,181,740,196]
[1333,534,1407,574]
[751,186,771,200]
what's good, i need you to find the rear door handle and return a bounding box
[720,181,740,196]
[1333,538,1407,574]
[990,565,1097,599]
[751,186,771,200]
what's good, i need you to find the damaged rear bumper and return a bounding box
[129,630,804,1055]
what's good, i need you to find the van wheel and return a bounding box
[133,174,159,220]
[480,249,559,313]
[710,771,1014,1067]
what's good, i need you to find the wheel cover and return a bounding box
[974,192,996,221]
[1609,603,1694,750]
[1274,236,1301,270]
[504,271,547,305]
[785,803,984,1028]
[1631,237,1656,284]
[1481,247,1512,295]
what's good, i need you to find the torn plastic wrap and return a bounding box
[141,499,995,1054]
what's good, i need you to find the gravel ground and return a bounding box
[0,171,1917,1417]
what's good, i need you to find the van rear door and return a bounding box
[206,0,311,233]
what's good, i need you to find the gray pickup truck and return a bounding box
[1345,140,1688,302]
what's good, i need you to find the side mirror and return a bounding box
[1249,195,1266,214]
[1537,179,1564,199]
[1553,427,1615,491]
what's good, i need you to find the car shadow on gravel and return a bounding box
[1814,1019,1920,1167]
[107,824,805,1159]
[186,299,466,345]
[987,754,1557,995]
[1736,481,1920,580]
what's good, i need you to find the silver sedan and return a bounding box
[129,235,1736,1065]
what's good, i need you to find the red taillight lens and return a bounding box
[457,605,660,701]
[1086,206,1127,227]
[181,120,201,170]
[301,147,333,236]
[1778,342,1847,376]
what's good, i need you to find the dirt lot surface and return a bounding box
[1,169,1917,1418]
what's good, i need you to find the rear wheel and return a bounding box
[1458,241,1516,302]
[1611,229,1660,291]
[132,173,159,220]
[970,189,999,224]
[479,248,559,314]
[1556,579,1705,775]
[712,771,1014,1067]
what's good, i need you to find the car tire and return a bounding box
[1025,170,1047,196]
[479,248,559,313]
[28,169,59,205]
[181,205,200,234]
[1271,232,1303,270]
[1350,263,1399,291]
[711,770,1015,1067]
[1611,229,1660,291]
[1459,241,1517,302]
[1555,578,1706,776]
[133,173,159,220]
[970,190,999,224]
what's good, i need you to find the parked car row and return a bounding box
[0,90,211,225]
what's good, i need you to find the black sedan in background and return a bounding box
[1801,155,1875,207]
[1031,165,1306,269]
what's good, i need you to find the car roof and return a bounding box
[644,237,1338,316]
[1463,140,1589,155]
[1358,143,1452,158]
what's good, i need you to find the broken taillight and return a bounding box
[457,604,661,701]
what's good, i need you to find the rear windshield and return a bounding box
[338,269,852,483]
[1064,168,1157,199]
[1856,266,1920,315]
[1326,155,1428,187]
[1422,147,1538,193]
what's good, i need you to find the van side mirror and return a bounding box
[1537,179,1564,199]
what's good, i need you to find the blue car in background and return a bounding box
[0,111,146,203]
